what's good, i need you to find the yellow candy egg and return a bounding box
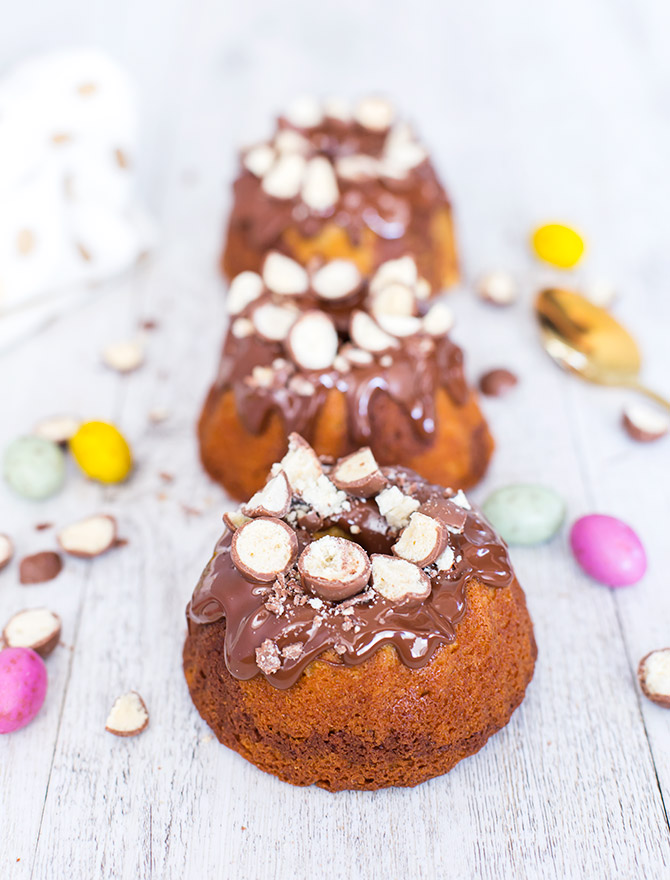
[70,421,133,484]
[531,223,585,269]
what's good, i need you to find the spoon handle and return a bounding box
[627,381,670,411]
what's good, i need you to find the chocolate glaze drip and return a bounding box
[227,116,451,257]
[217,306,468,453]
[187,466,514,690]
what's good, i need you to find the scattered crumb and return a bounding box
[255,639,281,674]
[181,504,202,517]
[159,472,174,483]
[148,407,170,424]
[35,522,52,531]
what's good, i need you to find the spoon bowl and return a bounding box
[535,287,669,410]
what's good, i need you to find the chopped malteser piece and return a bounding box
[105,691,149,737]
[376,486,420,530]
[298,536,371,601]
[311,260,361,301]
[450,490,471,510]
[228,271,265,315]
[285,95,324,129]
[289,376,316,396]
[354,96,395,131]
[57,514,117,558]
[2,607,62,657]
[249,365,275,388]
[350,310,399,353]
[584,278,616,308]
[300,475,349,518]
[242,144,276,178]
[33,415,80,446]
[301,157,339,212]
[223,510,252,532]
[242,470,292,518]
[332,355,350,374]
[638,649,670,708]
[370,554,431,603]
[370,256,417,294]
[261,153,306,199]
[323,96,351,122]
[382,139,428,177]
[435,545,455,572]
[477,270,518,306]
[423,302,455,336]
[622,404,669,443]
[19,551,63,585]
[340,344,374,366]
[0,534,14,571]
[102,339,145,374]
[287,311,339,370]
[274,129,312,155]
[335,154,380,182]
[376,313,422,338]
[392,512,448,567]
[370,281,416,318]
[262,251,309,296]
[231,517,298,582]
[420,497,467,533]
[479,368,518,397]
[278,433,323,490]
[415,278,431,300]
[256,638,281,674]
[281,642,304,661]
[331,447,387,497]
[251,302,299,341]
[231,317,254,338]
[265,595,285,616]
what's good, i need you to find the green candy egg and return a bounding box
[4,436,66,500]
[482,484,565,546]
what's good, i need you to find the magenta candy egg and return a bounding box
[570,514,647,587]
[0,647,48,733]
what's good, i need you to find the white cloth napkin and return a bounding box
[0,49,155,349]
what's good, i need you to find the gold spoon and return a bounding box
[535,287,670,411]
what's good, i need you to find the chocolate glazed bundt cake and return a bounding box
[184,435,537,791]
[222,96,459,292]
[199,254,493,501]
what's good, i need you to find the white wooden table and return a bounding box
[2,1,670,877]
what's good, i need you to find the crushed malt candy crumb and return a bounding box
[281,643,304,661]
[256,638,281,674]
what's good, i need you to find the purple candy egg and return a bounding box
[0,647,48,733]
[570,514,647,587]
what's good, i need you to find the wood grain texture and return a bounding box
[2,0,670,877]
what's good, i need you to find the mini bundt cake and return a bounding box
[199,255,493,501]
[184,436,537,791]
[222,96,459,292]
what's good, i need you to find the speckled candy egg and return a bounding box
[570,514,647,587]
[0,647,48,733]
[3,436,66,499]
[482,484,565,545]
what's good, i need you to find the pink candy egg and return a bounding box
[0,647,48,733]
[570,514,647,587]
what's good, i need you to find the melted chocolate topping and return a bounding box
[226,115,452,275]
[187,466,514,690]
[217,327,468,450]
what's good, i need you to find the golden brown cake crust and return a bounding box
[183,576,536,791]
[199,385,493,502]
[221,102,460,292]
[223,205,459,294]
